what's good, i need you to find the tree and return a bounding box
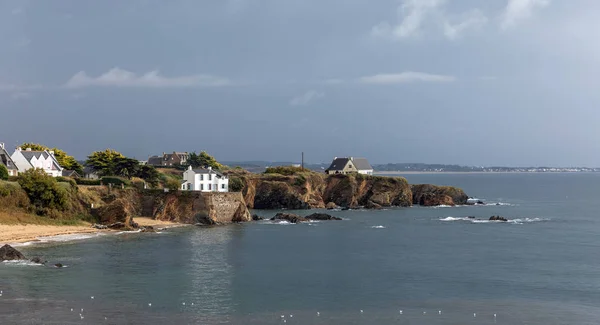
[20,143,83,174]
[113,157,140,179]
[188,151,224,170]
[137,165,160,188]
[0,164,8,180]
[17,168,69,213]
[86,149,126,176]
[166,178,181,191]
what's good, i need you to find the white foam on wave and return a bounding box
[2,260,44,267]
[371,225,386,229]
[440,217,548,224]
[37,233,105,243]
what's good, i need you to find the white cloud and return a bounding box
[501,0,550,30]
[289,90,325,106]
[358,72,456,84]
[444,9,488,40]
[64,67,231,89]
[372,0,445,39]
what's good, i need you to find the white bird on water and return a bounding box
[360,310,363,313]
[148,303,152,307]
[182,302,186,306]
[290,315,293,318]
[317,312,320,316]
[439,310,442,315]
[91,296,94,300]
[399,310,403,315]
[81,308,84,313]
[473,313,477,318]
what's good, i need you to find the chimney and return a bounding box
[334,157,337,160]
[350,157,354,161]
[188,165,192,171]
[26,148,32,151]
[49,150,55,155]
[0,142,4,150]
[16,147,22,151]
[208,166,212,170]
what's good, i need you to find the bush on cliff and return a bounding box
[229,176,244,192]
[264,166,307,176]
[0,164,8,181]
[17,169,69,214]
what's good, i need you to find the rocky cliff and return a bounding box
[229,171,464,209]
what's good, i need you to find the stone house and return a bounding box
[148,151,190,167]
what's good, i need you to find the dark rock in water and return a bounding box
[306,213,342,221]
[252,214,264,221]
[495,203,501,206]
[107,222,128,230]
[489,216,508,222]
[467,216,476,219]
[365,201,383,210]
[30,257,47,264]
[271,213,308,224]
[477,200,485,205]
[54,263,64,268]
[341,207,350,211]
[0,244,26,261]
[140,226,156,233]
[325,202,338,210]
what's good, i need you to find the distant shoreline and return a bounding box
[374,171,600,175]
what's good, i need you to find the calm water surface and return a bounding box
[1,173,600,324]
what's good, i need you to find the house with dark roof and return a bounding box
[11,147,63,177]
[0,142,19,176]
[62,170,81,178]
[181,165,229,192]
[147,151,190,167]
[325,157,373,175]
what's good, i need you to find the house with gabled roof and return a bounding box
[181,166,229,192]
[11,147,63,177]
[148,151,190,167]
[0,142,19,176]
[325,157,373,175]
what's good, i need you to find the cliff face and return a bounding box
[140,191,251,225]
[237,173,414,209]
[411,184,469,206]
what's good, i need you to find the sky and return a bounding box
[1,0,600,166]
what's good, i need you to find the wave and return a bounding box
[371,225,386,229]
[2,260,45,267]
[440,217,548,224]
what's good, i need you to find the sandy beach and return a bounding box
[0,217,186,245]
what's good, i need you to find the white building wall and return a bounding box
[358,169,373,175]
[182,168,229,192]
[10,150,62,177]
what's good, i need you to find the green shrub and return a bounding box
[229,176,244,192]
[101,176,131,187]
[166,178,181,191]
[293,174,307,186]
[17,169,69,214]
[264,166,306,176]
[76,178,102,186]
[0,164,8,180]
[7,176,19,182]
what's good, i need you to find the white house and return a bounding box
[11,147,63,177]
[0,142,19,176]
[181,166,229,192]
[325,157,374,175]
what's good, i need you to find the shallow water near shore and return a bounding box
[2,173,600,324]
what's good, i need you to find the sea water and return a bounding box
[1,173,600,324]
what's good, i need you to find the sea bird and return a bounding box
[91,296,94,299]
[148,303,152,307]
[399,310,403,315]
[473,313,476,317]
[439,310,442,315]
[360,310,363,313]
[317,312,320,316]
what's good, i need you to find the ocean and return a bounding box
[2,173,600,324]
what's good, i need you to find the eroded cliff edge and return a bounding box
[228,171,468,209]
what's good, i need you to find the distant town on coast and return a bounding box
[221,161,600,174]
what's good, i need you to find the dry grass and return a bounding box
[0,210,88,226]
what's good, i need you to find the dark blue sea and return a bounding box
[2,173,600,324]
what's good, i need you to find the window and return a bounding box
[200,174,204,181]
[209,174,212,181]
[200,184,204,191]
[187,184,191,190]
[208,184,212,191]
[221,184,225,189]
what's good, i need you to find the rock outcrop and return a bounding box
[236,172,415,210]
[270,212,342,223]
[0,244,26,261]
[411,184,468,207]
[489,216,508,222]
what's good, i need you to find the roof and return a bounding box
[62,170,80,177]
[326,158,350,171]
[147,156,163,165]
[18,150,63,170]
[191,168,226,177]
[83,166,97,174]
[0,146,17,170]
[352,158,373,170]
